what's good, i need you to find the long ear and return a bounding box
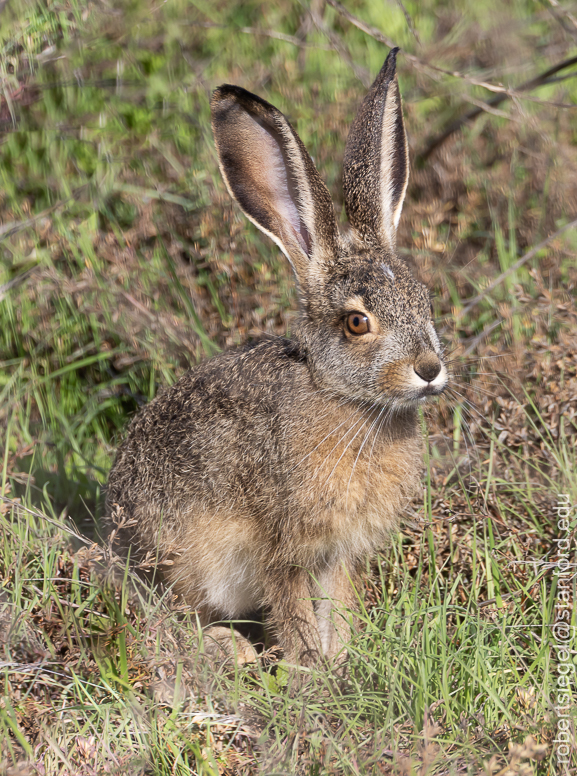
[210,85,339,290]
[342,48,409,250]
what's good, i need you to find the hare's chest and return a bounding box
[303,431,423,557]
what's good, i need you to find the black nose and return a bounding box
[414,354,441,383]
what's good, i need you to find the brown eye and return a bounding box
[346,312,370,336]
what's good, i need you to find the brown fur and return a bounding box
[106,49,448,666]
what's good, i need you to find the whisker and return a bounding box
[365,402,391,488]
[445,387,491,432]
[321,404,379,490]
[287,398,372,473]
[444,352,512,363]
[431,392,481,475]
[450,380,502,400]
[345,405,386,509]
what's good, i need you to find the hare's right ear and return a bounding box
[211,85,339,290]
[343,48,409,251]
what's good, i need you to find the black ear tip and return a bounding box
[211,84,235,113]
[382,47,400,81]
[361,48,401,96]
[212,84,249,102]
[210,84,280,122]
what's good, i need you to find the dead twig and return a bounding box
[329,0,577,95]
[395,0,421,46]
[418,54,577,161]
[0,496,93,546]
[327,0,528,89]
[0,184,90,243]
[186,21,333,50]
[544,0,577,41]
[308,3,372,87]
[0,267,36,302]
[460,319,504,357]
[326,0,577,158]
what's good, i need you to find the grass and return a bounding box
[1,0,577,773]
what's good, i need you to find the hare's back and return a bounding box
[106,336,307,531]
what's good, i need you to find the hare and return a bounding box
[106,48,447,667]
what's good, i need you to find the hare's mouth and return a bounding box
[387,360,449,404]
[392,365,448,406]
[418,383,446,398]
[376,360,447,408]
[399,386,446,407]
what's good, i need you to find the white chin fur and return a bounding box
[409,371,429,389]
[431,364,448,389]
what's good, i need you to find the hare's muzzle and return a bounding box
[411,353,447,396]
[414,353,442,383]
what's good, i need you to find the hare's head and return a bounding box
[211,49,447,410]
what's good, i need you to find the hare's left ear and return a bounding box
[343,48,409,250]
[210,85,340,296]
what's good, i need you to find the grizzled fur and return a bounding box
[106,49,448,666]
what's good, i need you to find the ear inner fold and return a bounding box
[342,48,409,250]
[211,85,339,289]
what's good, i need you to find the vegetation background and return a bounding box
[1,0,576,773]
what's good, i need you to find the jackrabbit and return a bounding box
[106,49,447,667]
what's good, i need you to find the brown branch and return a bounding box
[186,21,333,50]
[0,267,36,302]
[308,3,372,86]
[326,0,577,159]
[0,184,90,243]
[326,0,533,88]
[544,0,577,41]
[395,0,421,46]
[418,54,577,162]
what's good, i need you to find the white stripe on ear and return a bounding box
[343,49,409,250]
[381,78,409,236]
[380,79,399,248]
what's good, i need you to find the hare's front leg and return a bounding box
[314,560,362,662]
[268,569,324,667]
